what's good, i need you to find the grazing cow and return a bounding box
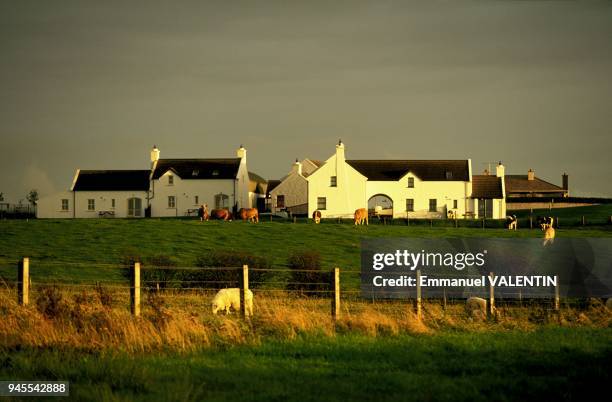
[542,217,555,247]
[239,208,259,223]
[212,288,253,316]
[210,209,233,221]
[506,215,517,230]
[354,208,368,225]
[312,210,322,224]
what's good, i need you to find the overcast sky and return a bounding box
[1,1,611,202]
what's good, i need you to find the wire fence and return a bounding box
[0,257,602,323]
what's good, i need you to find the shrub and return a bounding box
[193,250,271,289]
[286,251,330,297]
[142,255,179,291]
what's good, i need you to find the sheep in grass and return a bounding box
[465,297,487,321]
[211,288,253,316]
[606,298,612,311]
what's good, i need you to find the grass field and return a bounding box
[1,329,610,401]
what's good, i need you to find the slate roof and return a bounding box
[471,175,503,199]
[72,170,151,191]
[345,160,470,181]
[505,175,565,193]
[151,159,241,180]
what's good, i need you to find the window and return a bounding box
[194,195,199,205]
[317,197,327,210]
[168,196,175,208]
[453,200,458,209]
[168,174,174,185]
[87,199,95,211]
[277,195,285,208]
[214,193,229,209]
[330,176,337,187]
[111,199,115,209]
[408,177,414,188]
[445,171,453,180]
[406,199,414,212]
[128,198,142,217]
[429,199,437,212]
[61,199,69,211]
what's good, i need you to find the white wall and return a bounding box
[36,191,74,218]
[307,144,368,218]
[74,191,149,218]
[150,171,237,217]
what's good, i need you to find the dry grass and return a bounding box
[0,288,610,353]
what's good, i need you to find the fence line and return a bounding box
[9,257,571,321]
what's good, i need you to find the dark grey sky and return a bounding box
[1,1,611,202]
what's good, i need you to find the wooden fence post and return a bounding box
[554,277,560,311]
[240,264,249,318]
[331,267,340,320]
[130,262,141,317]
[529,216,533,229]
[488,272,495,318]
[581,216,585,226]
[415,270,422,319]
[17,257,29,306]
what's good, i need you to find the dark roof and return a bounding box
[73,170,150,191]
[152,159,240,180]
[471,175,503,199]
[505,175,564,193]
[345,160,470,181]
[266,180,281,196]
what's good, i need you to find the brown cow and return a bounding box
[312,210,321,224]
[239,208,259,223]
[354,208,368,225]
[210,209,233,221]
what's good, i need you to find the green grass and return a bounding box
[1,328,610,401]
[0,217,610,286]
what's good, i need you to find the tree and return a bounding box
[27,189,39,206]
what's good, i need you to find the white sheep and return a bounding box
[211,288,253,316]
[606,298,612,311]
[465,297,487,320]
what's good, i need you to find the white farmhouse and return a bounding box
[149,146,250,217]
[37,145,253,218]
[306,141,506,219]
[269,158,322,214]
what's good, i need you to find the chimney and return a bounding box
[236,144,246,162]
[496,161,505,178]
[527,169,535,181]
[291,159,302,176]
[562,173,569,192]
[335,139,345,162]
[150,145,160,164]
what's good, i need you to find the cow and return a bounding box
[312,210,322,224]
[239,208,259,223]
[210,209,233,221]
[506,215,517,230]
[354,208,368,225]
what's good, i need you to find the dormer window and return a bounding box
[192,169,199,177]
[445,171,453,180]
[168,174,174,185]
[407,177,414,188]
[212,170,219,176]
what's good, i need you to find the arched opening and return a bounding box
[368,194,393,217]
[127,197,142,217]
